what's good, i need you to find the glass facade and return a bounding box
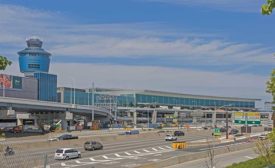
[62,89,116,106]
[135,94,255,108]
[60,89,256,109]
[34,72,57,102]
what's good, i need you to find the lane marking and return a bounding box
[245,156,253,159]
[89,157,111,162]
[125,152,132,155]
[134,150,140,154]
[102,155,109,159]
[165,146,172,149]
[143,149,150,152]
[115,153,121,157]
[152,148,158,151]
[158,147,165,150]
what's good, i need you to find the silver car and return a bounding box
[54,148,81,160]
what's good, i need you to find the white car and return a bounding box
[165,135,177,141]
[54,148,81,160]
[259,134,268,140]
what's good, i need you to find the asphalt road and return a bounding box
[1,130,213,168]
[166,148,258,168]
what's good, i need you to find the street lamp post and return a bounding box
[92,82,95,121]
[226,110,229,139]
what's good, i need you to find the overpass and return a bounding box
[0,97,113,118]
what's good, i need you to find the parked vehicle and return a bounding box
[174,131,185,136]
[54,148,81,160]
[259,134,268,140]
[12,125,23,133]
[125,130,140,135]
[49,134,78,141]
[229,129,239,135]
[84,141,103,151]
[165,135,177,141]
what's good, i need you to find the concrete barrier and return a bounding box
[137,142,255,168]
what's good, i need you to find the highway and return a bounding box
[1,130,213,168]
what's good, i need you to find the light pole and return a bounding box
[70,77,76,105]
[147,108,149,128]
[92,82,95,121]
[220,104,232,139]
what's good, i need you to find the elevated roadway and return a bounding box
[0,97,112,117]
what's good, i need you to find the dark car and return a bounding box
[49,134,78,141]
[174,131,185,136]
[84,141,103,151]
[59,134,78,140]
[229,129,239,135]
[220,127,227,132]
[125,130,140,135]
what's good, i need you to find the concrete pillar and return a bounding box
[127,111,131,117]
[212,111,216,128]
[192,116,197,124]
[133,111,137,129]
[151,110,157,124]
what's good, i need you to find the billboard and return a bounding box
[0,74,12,88]
[234,112,261,125]
[12,76,22,89]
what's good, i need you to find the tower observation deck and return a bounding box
[18,37,51,76]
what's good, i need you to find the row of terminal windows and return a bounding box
[61,91,255,108]
[135,94,254,108]
[28,64,40,69]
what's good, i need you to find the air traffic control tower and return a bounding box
[18,37,51,76]
[18,37,57,102]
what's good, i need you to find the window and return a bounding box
[28,64,40,69]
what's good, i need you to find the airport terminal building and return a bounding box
[57,87,259,127]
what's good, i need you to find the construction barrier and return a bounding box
[172,141,187,149]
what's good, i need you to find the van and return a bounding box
[54,148,81,160]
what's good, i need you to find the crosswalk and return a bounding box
[54,145,173,167]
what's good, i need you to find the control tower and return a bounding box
[18,37,51,76]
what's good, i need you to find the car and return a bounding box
[165,135,177,141]
[54,148,81,160]
[220,127,227,132]
[174,131,185,136]
[84,141,103,151]
[258,134,268,140]
[125,130,140,135]
[229,129,239,135]
[49,134,78,141]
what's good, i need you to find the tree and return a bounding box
[267,69,275,102]
[262,0,275,15]
[0,55,12,70]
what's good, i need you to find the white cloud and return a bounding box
[0,4,273,67]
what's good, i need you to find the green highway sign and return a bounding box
[234,120,245,124]
[234,120,261,125]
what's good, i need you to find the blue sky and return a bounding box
[0,0,274,107]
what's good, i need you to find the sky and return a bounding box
[0,0,274,109]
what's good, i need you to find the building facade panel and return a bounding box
[0,74,38,99]
[34,73,57,102]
